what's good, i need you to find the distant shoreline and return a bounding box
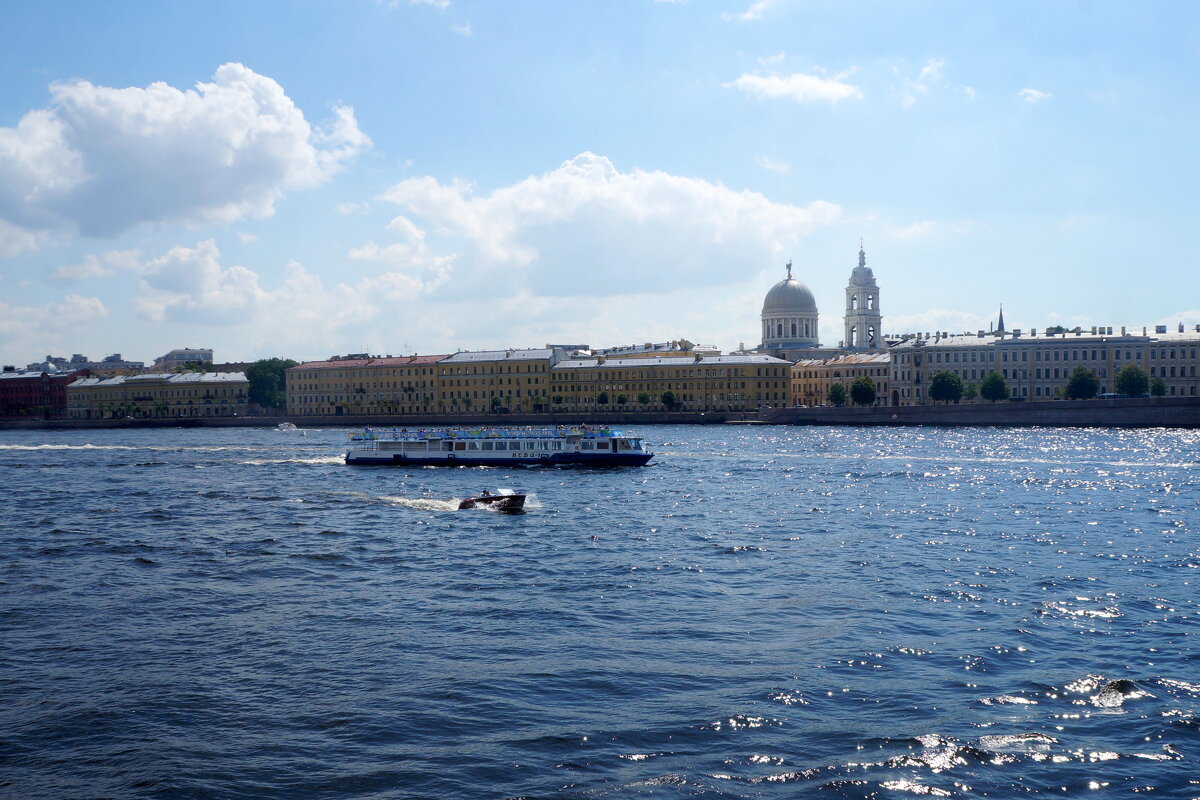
[1,397,1197,430]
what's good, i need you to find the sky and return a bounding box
[2,0,1198,366]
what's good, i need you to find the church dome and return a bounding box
[762,276,817,315]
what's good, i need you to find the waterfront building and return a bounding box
[286,354,446,417]
[550,353,792,412]
[1,366,88,419]
[888,325,1200,405]
[66,372,248,419]
[437,349,556,414]
[791,352,891,407]
[154,348,214,370]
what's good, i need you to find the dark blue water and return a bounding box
[1,425,1198,799]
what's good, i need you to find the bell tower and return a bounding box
[844,243,882,349]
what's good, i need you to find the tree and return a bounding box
[637,392,651,408]
[1065,367,1099,400]
[929,371,964,404]
[616,394,628,407]
[849,376,876,406]
[597,391,609,406]
[979,371,1008,402]
[1150,377,1167,397]
[491,396,502,411]
[827,383,847,406]
[963,383,978,402]
[247,358,298,409]
[1115,364,1149,397]
[661,390,678,410]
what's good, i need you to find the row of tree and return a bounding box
[915,364,1162,405]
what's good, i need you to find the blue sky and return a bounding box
[2,0,1197,365]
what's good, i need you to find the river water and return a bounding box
[1,425,1197,799]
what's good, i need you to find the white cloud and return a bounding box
[755,155,791,174]
[337,202,370,215]
[1019,87,1053,103]
[964,86,977,99]
[919,59,945,82]
[452,22,472,36]
[0,293,109,358]
[722,0,786,22]
[725,71,862,104]
[0,63,370,242]
[49,249,141,282]
[375,152,841,297]
[0,218,45,257]
[885,308,996,337]
[237,232,258,244]
[757,50,786,66]
[411,0,450,8]
[135,240,265,324]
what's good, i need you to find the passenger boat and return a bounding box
[344,426,653,466]
[458,492,526,511]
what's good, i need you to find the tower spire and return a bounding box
[997,304,1005,333]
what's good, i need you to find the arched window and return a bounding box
[849,325,857,345]
[868,295,875,310]
[868,326,876,347]
[851,296,858,311]
[777,323,783,338]
[791,322,797,337]
[805,321,810,337]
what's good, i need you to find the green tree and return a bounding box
[1065,367,1099,400]
[597,391,609,406]
[616,394,628,407]
[490,396,502,411]
[827,382,847,406]
[637,392,651,408]
[1115,364,1149,397]
[980,371,1008,402]
[963,383,978,401]
[849,376,877,406]
[661,390,678,410]
[1149,376,1167,397]
[247,358,298,409]
[929,370,964,404]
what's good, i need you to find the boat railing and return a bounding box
[348,425,627,442]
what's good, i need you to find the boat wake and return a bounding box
[379,495,461,512]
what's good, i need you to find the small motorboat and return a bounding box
[458,492,526,511]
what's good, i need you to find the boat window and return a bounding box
[631,440,643,451]
[495,441,506,451]
[482,441,493,450]
[468,441,480,450]
[454,442,467,451]
[595,441,609,449]
[582,441,594,450]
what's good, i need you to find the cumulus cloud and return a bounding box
[1019,88,1053,103]
[725,71,862,104]
[0,293,108,358]
[452,22,472,36]
[374,152,841,297]
[0,63,369,243]
[722,0,786,22]
[886,308,997,337]
[134,240,265,324]
[888,219,974,239]
[0,218,45,257]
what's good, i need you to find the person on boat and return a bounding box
[481,489,492,496]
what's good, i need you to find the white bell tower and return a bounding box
[844,243,882,349]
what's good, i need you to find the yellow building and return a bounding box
[550,353,791,412]
[286,354,446,417]
[437,349,555,414]
[791,353,891,407]
[66,372,248,419]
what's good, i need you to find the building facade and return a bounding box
[154,348,214,370]
[888,326,1200,405]
[286,355,446,417]
[1,368,88,419]
[551,353,791,412]
[791,352,891,407]
[66,372,249,419]
[437,349,555,414]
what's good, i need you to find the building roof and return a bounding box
[849,247,876,287]
[890,328,1200,350]
[554,354,792,370]
[440,349,553,363]
[68,372,247,388]
[794,352,892,367]
[762,275,818,315]
[291,355,447,370]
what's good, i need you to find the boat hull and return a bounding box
[459,494,526,510]
[345,451,653,467]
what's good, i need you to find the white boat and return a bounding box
[344,426,653,467]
